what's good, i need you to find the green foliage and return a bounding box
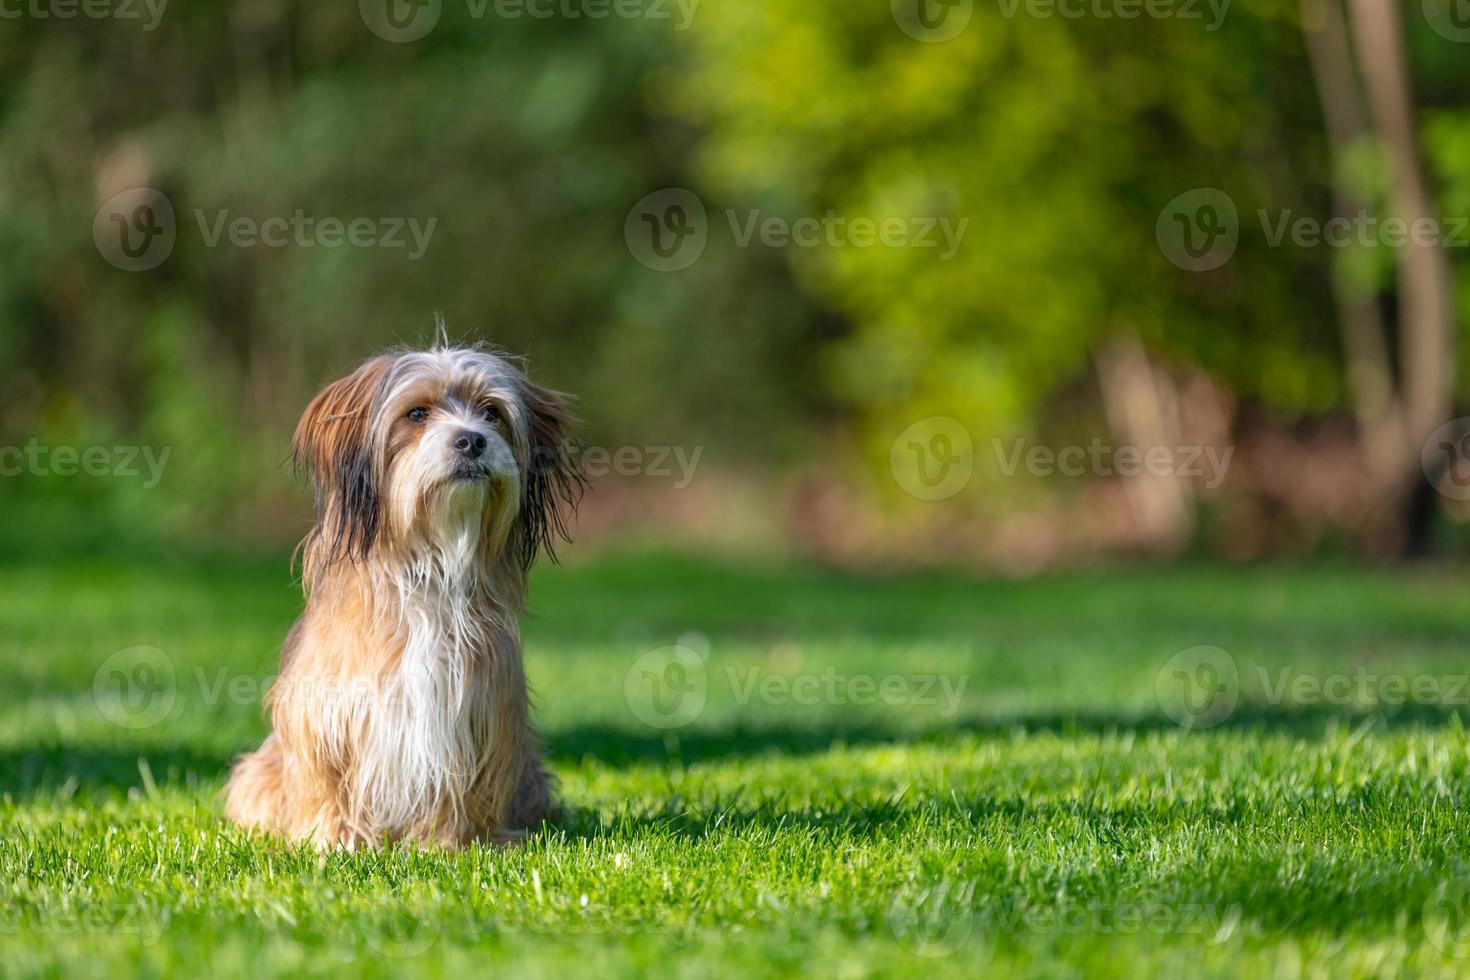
[668,2,1364,499]
[1426,109,1470,394]
[2,4,1470,545]
[0,7,817,545]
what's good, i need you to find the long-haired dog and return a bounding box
[224,341,583,849]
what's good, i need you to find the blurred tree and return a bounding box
[668,1,1334,538]
[0,5,819,549]
[2,1,1469,561]
[667,0,1470,555]
[1314,0,1458,552]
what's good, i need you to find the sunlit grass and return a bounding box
[3,552,1470,977]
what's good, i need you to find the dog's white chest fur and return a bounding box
[349,552,498,835]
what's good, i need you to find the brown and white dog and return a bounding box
[224,341,583,849]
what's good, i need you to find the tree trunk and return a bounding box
[1095,334,1194,556]
[1344,0,1458,492]
[1300,0,1403,493]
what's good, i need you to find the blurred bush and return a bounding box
[2,1,1470,563]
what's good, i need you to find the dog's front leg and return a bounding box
[462,655,546,844]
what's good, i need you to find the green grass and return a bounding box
[5,551,1470,978]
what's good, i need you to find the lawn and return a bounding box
[4,550,1470,978]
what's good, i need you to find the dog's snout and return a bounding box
[454,430,488,458]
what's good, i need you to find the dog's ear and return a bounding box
[513,377,586,571]
[292,355,395,564]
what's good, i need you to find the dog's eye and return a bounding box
[479,404,500,423]
[406,407,430,423]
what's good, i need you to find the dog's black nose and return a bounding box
[454,430,488,458]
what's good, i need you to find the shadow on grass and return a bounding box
[3,699,1465,800]
[546,700,1470,767]
[0,745,234,800]
[547,792,1463,941]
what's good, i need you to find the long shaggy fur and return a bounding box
[224,340,583,848]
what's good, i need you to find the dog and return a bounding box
[224,340,583,849]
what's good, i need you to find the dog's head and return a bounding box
[292,344,584,580]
